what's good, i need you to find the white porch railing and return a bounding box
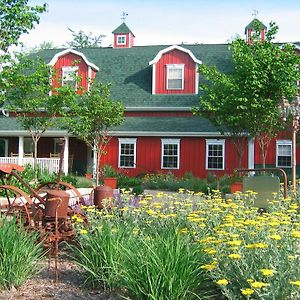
[0,157,60,174]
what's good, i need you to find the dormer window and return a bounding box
[117,35,127,45]
[166,64,184,90]
[62,66,78,88]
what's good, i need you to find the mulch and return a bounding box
[0,250,123,300]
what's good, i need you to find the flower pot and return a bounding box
[94,185,113,209]
[230,182,243,193]
[103,177,117,189]
[85,173,92,180]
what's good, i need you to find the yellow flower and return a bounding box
[250,281,270,288]
[289,280,300,287]
[228,253,241,259]
[291,230,300,238]
[216,279,229,286]
[260,269,275,276]
[245,243,268,249]
[227,240,242,246]
[79,229,88,235]
[200,262,217,271]
[241,288,255,295]
[268,234,282,241]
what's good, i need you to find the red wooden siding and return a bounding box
[52,53,89,93]
[113,33,134,48]
[155,49,196,94]
[101,136,249,178]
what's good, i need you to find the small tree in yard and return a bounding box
[194,21,300,168]
[63,81,124,186]
[0,55,77,168]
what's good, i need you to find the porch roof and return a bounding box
[0,116,224,137]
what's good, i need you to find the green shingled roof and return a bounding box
[244,18,267,34]
[37,44,233,109]
[0,116,220,136]
[112,22,134,35]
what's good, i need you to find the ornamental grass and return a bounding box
[0,215,44,289]
[73,187,300,299]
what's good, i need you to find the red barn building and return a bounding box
[0,19,299,179]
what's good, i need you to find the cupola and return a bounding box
[244,18,267,44]
[112,22,135,48]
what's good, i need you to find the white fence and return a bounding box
[0,157,60,174]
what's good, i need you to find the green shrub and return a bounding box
[131,185,144,195]
[0,216,44,289]
[117,173,142,188]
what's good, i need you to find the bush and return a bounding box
[0,216,44,289]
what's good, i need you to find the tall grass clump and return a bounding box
[71,219,127,291]
[120,221,213,300]
[0,216,44,289]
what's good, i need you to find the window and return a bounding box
[161,139,180,169]
[166,64,184,90]
[118,138,136,168]
[117,35,126,45]
[206,140,225,170]
[276,140,292,168]
[62,66,78,88]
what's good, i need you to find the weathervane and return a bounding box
[121,12,128,22]
[252,10,259,18]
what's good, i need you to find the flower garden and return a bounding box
[2,184,300,299]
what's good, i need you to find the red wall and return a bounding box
[155,49,196,94]
[113,33,134,48]
[101,136,248,178]
[53,53,94,93]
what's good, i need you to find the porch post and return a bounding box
[248,138,255,169]
[63,136,69,175]
[18,136,24,165]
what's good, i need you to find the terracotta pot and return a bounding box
[230,182,243,193]
[94,185,113,209]
[85,173,92,179]
[103,177,117,189]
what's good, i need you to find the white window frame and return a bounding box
[206,139,225,170]
[62,66,78,87]
[161,138,180,169]
[276,140,292,168]
[166,64,184,90]
[118,138,137,168]
[117,35,127,45]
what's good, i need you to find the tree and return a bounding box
[65,28,106,48]
[0,0,46,53]
[194,21,300,168]
[63,81,124,185]
[0,54,77,168]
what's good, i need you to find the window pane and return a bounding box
[277,144,292,167]
[120,143,135,167]
[207,143,223,170]
[167,66,183,90]
[162,143,178,168]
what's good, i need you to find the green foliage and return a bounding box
[194,21,300,167]
[0,216,44,289]
[131,185,144,195]
[65,28,106,48]
[117,173,142,188]
[101,164,117,178]
[0,0,46,53]
[62,81,124,185]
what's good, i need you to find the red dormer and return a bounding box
[48,48,99,93]
[149,45,202,95]
[112,23,135,48]
[245,18,267,44]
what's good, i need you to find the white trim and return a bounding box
[166,64,184,90]
[48,48,99,71]
[116,35,127,45]
[195,63,199,94]
[118,138,137,168]
[18,136,24,165]
[205,139,225,170]
[276,140,292,168]
[248,138,255,169]
[87,66,92,91]
[149,45,202,65]
[152,64,156,94]
[161,138,180,170]
[63,136,69,175]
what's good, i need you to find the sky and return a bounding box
[20,0,300,50]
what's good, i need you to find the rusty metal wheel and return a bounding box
[0,185,33,226]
